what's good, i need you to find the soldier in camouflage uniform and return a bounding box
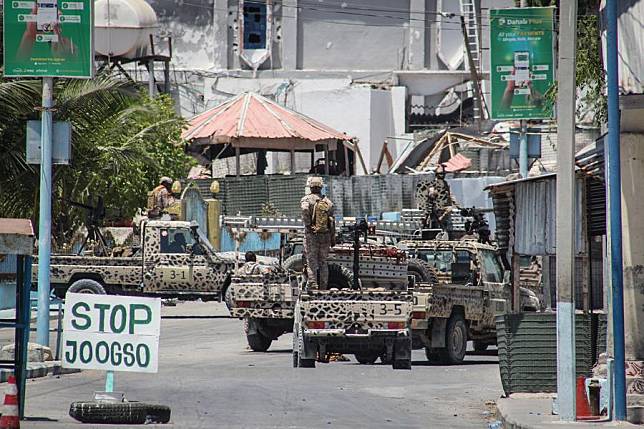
[148,177,176,218]
[300,177,334,290]
[240,251,267,275]
[416,164,453,230]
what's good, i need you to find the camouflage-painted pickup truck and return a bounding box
[33,220,236,300]
[293,288,413,369]
[399,239,540,364]
[228,269,299,352]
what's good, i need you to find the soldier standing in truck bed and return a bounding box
[148,177,175,218]
[416,164,453,230]
[300,177,335,290]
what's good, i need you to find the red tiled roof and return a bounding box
[182,92,350,144]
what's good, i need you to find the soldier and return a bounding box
[241,251,264,275]
[300,177,335,290]
[416,164,453,230]
[148,177,175,218]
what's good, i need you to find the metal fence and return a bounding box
[189,174,504,219]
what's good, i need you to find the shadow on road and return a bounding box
[411,358,499,367]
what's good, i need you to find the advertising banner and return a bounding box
[2,0,93,78]
[62,293,161,373]
[489,7,555,119]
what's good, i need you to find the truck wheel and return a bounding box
[283,254,305,273]
[354,353,378,364]
[440,313,467,364]
[328,264,354,289]
[247,332,272,352]
[407,259,438,284]
[67,279,106,295]
[473,341,489,352]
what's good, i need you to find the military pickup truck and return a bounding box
[33,220,236,300]
[398,239,540,364]
[293,287,413,369]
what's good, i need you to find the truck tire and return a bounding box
[247,332,272,352]
[354,353,378,364]
[67,279,106,295]
[407,259,438,284]
[328,264,354,290]
[283,254,305,273]
[440,312,468,364]
[69,401,170,424]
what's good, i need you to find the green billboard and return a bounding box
[489,7,555,120]
[3,0,93,78]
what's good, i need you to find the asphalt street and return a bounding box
[16,301,502,428]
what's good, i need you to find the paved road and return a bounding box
[19,302,502,428]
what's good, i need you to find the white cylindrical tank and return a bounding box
[94,0,159,58]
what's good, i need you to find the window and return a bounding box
[160,228,195,254]
[481,251,504,283]
[243,2,266,49]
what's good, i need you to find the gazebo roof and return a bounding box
[182,92,351,152]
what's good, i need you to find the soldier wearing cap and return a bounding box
[148,177,176,218]
[300,177,335,290]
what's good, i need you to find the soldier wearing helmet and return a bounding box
[300,176,335,290]
[416,164,453,230]
[148,177,176,218]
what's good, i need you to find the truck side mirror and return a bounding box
[503,270,511,284]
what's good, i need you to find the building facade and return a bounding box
[141,0,513,174]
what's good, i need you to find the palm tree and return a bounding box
[0,73,190,246]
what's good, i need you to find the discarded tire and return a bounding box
[69,401,171,424]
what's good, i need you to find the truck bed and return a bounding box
[229,273,298,319]
[32,255,142,287]
[298,288,413,333]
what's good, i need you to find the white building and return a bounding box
[140,0,514,174]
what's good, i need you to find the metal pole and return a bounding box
[555,0,577,421]
[36,77,54,347]
[606,0,626,420]
[148,60,155,97]
[519,120,529,177]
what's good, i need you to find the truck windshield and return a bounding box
[415,250,472,273]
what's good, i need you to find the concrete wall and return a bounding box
[297,0,410,70]
[620,132,644,359]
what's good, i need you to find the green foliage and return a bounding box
[0,74,194,244]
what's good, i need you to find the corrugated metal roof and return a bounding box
[182,92,350,145]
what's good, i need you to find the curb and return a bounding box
[0,361,80,383]
[496,399,533,429]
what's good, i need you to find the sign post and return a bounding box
[3,0,94,347]
[62,293,162,396]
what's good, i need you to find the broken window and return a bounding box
[243,2,266,49]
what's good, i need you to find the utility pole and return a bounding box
[36,77,54,347]
[606,0,626,420]
[555,0,578,421]
[518,0,529,178]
